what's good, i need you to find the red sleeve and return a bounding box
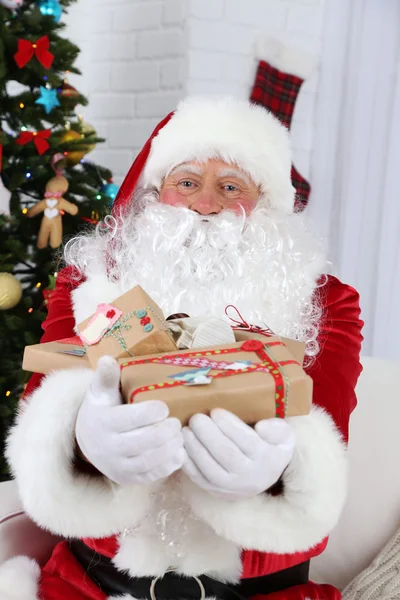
[306,275,364,443]
[23,266,85,400]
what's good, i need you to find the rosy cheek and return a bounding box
[159,188,188,207]
[230,197,258,216]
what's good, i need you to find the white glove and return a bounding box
[182,409,295,501]
[76,356,184,486]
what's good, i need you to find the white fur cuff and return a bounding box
[6,369,154,538]
[0,556,40,600]
[182,406,347,554]
[255,34,318,79]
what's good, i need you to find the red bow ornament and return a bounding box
[14,36,54,70]
[16,130,51,155]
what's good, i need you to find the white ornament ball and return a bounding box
[0,273,23,310]
[0,0,23,8]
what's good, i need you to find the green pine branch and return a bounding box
[0,0,118,481]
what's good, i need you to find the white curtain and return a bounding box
[308,0,400,359]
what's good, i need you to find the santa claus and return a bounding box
[0,97,363,600]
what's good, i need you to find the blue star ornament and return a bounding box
[35,86,60,114]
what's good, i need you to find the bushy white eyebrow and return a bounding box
[170,164,205,177]
[168,164,253,186]
[217,168,252,186]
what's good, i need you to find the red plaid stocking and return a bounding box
[250,37,317,211]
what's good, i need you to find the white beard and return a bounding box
[65,191,327,358]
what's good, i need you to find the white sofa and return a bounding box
[1,356,399,591]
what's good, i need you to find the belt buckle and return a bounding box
[150,572,206,600]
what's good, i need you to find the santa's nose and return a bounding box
[189,192,221,215]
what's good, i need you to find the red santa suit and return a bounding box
[1,98,363,600]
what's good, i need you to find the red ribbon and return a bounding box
[14,36,54,70]
[224,305,274,337]
[16,130,51,155]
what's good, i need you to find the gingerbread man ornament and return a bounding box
[27,175,78,249]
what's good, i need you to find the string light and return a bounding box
[43,76,48,81]
[21,126,27,132]
[54,272,58,278]
[22,208,28,214]
[5,391,11,397]
[26,172,31,178]
[60,210,65,215]
[19,102,24,108]
[64,151,68,156]
[36,282,42,288]
[28,308,33,313]
[96,194,101,200]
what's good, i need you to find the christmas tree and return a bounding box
[0,0,119,480]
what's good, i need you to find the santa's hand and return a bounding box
[182,409,295,500]
[76,356,184,486]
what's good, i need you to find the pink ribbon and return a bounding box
[44,190,63,198]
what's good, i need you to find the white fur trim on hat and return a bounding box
[142,96,296,214]
[181,405,347,554]
[255,34,318,80]
[6,368,156,539]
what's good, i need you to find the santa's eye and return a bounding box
[178,180,195,188]
[222,183,240,193]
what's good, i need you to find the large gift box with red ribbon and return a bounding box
[119,336,312,425]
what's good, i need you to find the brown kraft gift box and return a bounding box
[119,336,312,425]
[76,285,176,368]
[23,339,89,374]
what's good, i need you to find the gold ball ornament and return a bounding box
[60,129,85,166]
[80,121,97,155]
[0,273,23,310]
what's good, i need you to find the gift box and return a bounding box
[76,285,177,368]
[120,336,312,425]
[23,337,89,375]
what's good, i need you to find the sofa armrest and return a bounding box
[0,480,60,566]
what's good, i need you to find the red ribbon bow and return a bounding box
[224,305,275,337]
[16,130,51,155]
[14,36,54,70]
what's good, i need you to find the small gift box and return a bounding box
[119,336,312,425]
[23,337,89,374]
[76,285,177,368]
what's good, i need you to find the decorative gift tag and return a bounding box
[168,367,212,386]
[79,303,122,346]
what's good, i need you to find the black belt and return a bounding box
[69,539,309,599]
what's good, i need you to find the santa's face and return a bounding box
[160,159,260,217]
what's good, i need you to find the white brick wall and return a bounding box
[64,0,325,183]
[64,0,187,184]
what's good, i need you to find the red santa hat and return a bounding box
[113,96,295,215]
